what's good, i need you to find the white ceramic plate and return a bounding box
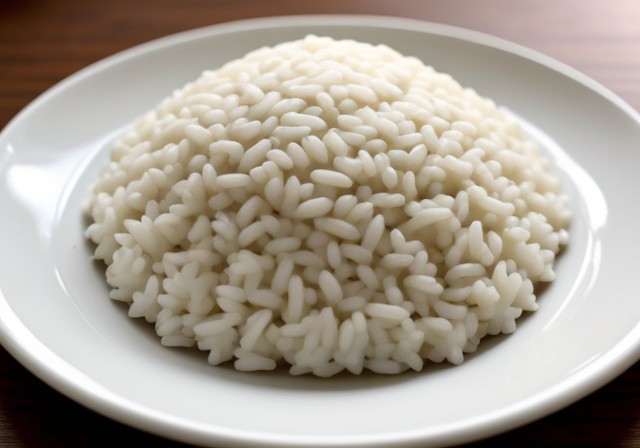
[1,15,640,448]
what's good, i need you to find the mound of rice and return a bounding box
[85,35,570,376]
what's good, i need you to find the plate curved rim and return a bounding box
[1,14,640,448]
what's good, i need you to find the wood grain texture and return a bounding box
[1,1,639,446]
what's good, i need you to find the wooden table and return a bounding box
[1,1,639,446]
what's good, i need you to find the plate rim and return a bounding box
[2,14,640,448]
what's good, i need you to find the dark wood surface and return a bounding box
[1,1,639,446]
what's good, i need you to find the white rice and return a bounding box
[85,35,570,376]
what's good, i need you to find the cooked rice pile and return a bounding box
[85,36,570,376]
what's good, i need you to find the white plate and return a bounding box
[1,15,640,448]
